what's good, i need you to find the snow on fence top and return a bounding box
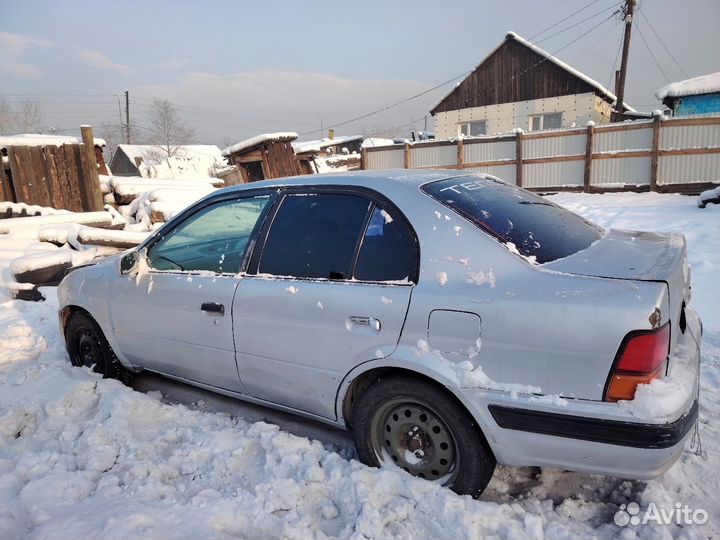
[656,72,720,100]
[222,132,299,157]
[0,133,106,149]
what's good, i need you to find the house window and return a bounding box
[459,121,486,137]
[528,113,562,131]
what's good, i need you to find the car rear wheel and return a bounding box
[65,312,133,385]
[352,376,496,497]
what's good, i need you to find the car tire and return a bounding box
[352,376,496,497]
[65,312,133,385]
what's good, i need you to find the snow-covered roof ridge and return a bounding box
[431,31,634,114]
[292,135,363,154]
[0,133,106,149]
[656,72,720,100]
[222,132,299,156]
[117,144,222,160]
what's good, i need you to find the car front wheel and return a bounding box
[65,312,133,385]
[352,376,496,497]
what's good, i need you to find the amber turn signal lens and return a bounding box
[605,364,665,402]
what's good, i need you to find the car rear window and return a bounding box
[421,176,603,264]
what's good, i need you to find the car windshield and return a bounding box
[421,176,603,264]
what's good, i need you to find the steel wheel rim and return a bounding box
[76,326,105,374]
[370,398,459,484]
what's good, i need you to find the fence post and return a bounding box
[80,125,104,211]
[403,142,411,169]
[515,131,523,187]
[650,114,661,191]
[360,147,368,170]
[583,123,594,192]
[457,138,464,169]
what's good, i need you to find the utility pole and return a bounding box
[613,0,635,122]
[124,90,131,144]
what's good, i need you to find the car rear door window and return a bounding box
[259,193,371,279]
[354,206,415,282]
[421,176,603,264]
[147,195,271,273]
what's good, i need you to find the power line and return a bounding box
[528,0,605,41]
[634,19,672,82]
[637,8,689,79]
[535,2,622,45]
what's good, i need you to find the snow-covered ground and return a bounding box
[0,191,718,539]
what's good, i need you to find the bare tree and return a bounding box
[146,98,195,158]
[14,100,45,133]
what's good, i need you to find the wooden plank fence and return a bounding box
[1,139,103,212]
[361,114,720,194]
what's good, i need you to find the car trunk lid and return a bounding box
[542,229,691,351]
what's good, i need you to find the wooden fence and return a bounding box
[361,115,720,194]
[1,135,104,212]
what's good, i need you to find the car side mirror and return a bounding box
[120,251,138,275]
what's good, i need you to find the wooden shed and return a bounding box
[221,132,301,183]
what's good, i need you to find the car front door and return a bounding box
[110,193,273,392]
[232,189,418,419]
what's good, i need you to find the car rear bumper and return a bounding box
[456,309,702,479]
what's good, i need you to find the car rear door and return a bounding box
[110,193,274,392]
[232,188,418,419]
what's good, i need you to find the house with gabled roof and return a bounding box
[430,32,634,139]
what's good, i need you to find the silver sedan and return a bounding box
[58,170,701,496]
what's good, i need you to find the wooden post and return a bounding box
[457,138,464,169]
[583,123,594,192]
[79,125,104,211]
[360,147,368,170]
[0,159,13,202]
[403,142,411,169]
[515,131,523,187]
[650,114,661,191]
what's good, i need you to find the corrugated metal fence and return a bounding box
[362,115,720,193]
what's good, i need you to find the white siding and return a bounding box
[658,154,720,185]
[464,140,515,163]
[524,160,584,188]
[523,134,586,159]
[410,144,456,168]
[660,123,720,150]
[433,92,599,139]
[594,125,653,153]
[365,148,404,169]
[591,157,651,187]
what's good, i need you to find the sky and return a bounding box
[1,0,718,147]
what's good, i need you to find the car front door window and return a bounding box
[147,195,271,273]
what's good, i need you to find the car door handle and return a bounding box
[201,302,225,315]
[348,316,381,332]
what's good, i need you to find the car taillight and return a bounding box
[605,323,670,402]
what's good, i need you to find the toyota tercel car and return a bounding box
[58,170,701,496]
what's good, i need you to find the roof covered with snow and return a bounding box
[112,145,225,180]
[655,72,720,100]
[116,145,222,162]
[292,135,363,154]
[222,132,298,157]
[0,133,106,150]
[431,31,634,114]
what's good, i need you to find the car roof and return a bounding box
[216,169,480,196]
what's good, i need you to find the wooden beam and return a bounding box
[592,150,652,160]
[463,159,516,169]
[63,144,84,212]
[583,123,594,192]
[659,147,720,156]
[403,142,411,169]
[360,147,368,170]
[522,127,586,140]
[594,121,653,133]
[663,116,720,127]
[515,131,523,187]
[457,138,464,169]
[524,154,586,164]
[80,126,104,211]
[650,114,661,191]
[0,158,13,202]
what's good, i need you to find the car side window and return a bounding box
[147,195,271,273]
[354,206,415,282]
[258,193,371,279]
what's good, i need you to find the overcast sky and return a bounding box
[1,0,718,146]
